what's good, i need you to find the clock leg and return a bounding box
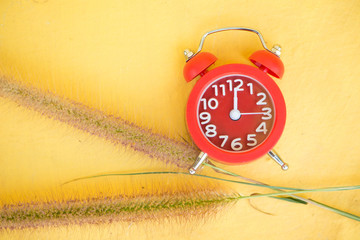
[189,152,208,174]
[268,150,289,171]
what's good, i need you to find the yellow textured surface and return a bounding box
[1,0,360,239]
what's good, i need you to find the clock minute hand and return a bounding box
[233,89,238,110]
[229,89,241,121]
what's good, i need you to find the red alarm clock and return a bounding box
[183,27,288,174]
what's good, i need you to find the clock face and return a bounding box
[186,64,286,164]
[197,74,275,152]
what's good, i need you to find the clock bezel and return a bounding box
[186,64,286,164]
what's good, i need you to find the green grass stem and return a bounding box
[64,170,360,222]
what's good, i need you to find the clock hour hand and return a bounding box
[229,89,241,121]
[241,112,265,115]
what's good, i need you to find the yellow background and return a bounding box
[1,0,360,239]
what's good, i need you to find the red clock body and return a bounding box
[186,64,286,164]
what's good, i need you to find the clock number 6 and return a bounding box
[231,138,243,151]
